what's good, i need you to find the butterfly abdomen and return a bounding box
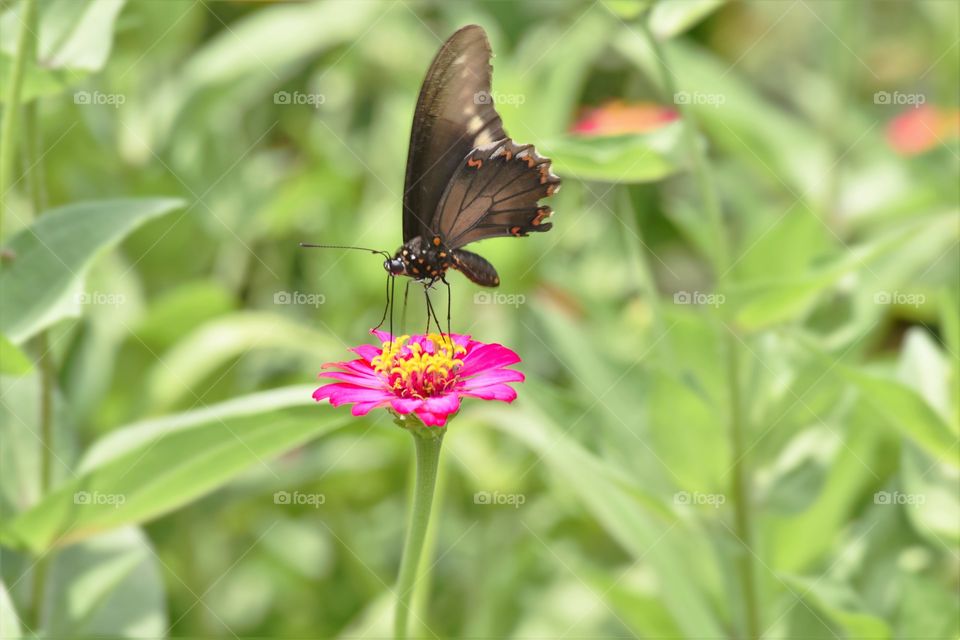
[450,249,500,287]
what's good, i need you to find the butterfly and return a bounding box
[383,24,560,288]
[304,25,558,335]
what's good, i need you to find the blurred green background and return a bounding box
[1,0,958,638]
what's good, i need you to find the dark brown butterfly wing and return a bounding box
[431,138,560,250]
[402,25,507,243]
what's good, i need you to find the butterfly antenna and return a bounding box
[299,243,391,260]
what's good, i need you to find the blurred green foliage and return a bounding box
[0,1,958,638]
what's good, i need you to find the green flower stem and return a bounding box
[10,2,55,631]
[0,0,38,240]
[641,19,760,639]
[394,429,443,639]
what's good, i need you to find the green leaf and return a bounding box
[727,218,939,330]
[940,288,960,372]
[615,34,833,198]
[841,367,958,467]
[766,410,885,572]
[143,311,341,412]
[601,0,651,20]
[0,580,21,639]
[474,402,726,639]
[0,334,32,374]
[138,0,382,150]
[43,527,166,637]
[544,126,683,183]
[4,385,345,553]
[0,0,128,102]
[650,0,726,39]
[780,575,891,639]
[0,198,184,344]
[0,371,77,521]
[135,280,235,349]
[648,370,729,493]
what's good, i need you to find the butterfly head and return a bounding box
[384,255,406,276]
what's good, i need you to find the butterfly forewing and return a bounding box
[402,25,507,243]
[433,139,560,249]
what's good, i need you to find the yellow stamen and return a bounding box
[372,334,466,399]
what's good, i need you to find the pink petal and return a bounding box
[314,383,392,406]
[318,371,385,388]
[460,383,518,402]
[371,329,394,342]
[421,393,460,416]
[462,368,525,387]
[390,397,423,414]
[459,343,521,376]
[349,344,382,363]
[414,409,448,427]
[351,399,388,416]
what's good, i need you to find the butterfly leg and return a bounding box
[388,274,396,339]
[441,275,453,345]
[401,279,411,334]
[373,273,393,332]
[423,285,444,336]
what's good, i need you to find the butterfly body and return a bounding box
[385,236,500,287]
[386,25,559,290]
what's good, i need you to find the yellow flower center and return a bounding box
[371,334,467,399]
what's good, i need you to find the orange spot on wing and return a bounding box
[467,157,483,169]
[532,207,551,226]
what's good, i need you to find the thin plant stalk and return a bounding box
[0,0,38,240]
[394,430,443,639]
[640,18,761,639]
[17,2,55,630]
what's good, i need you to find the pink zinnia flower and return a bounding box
[313,331,524,427]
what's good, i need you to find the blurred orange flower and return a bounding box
[571,100,679,136]
[886,105,960,155]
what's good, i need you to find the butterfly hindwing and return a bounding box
[432,138,560,250]
[402,25,507,243]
